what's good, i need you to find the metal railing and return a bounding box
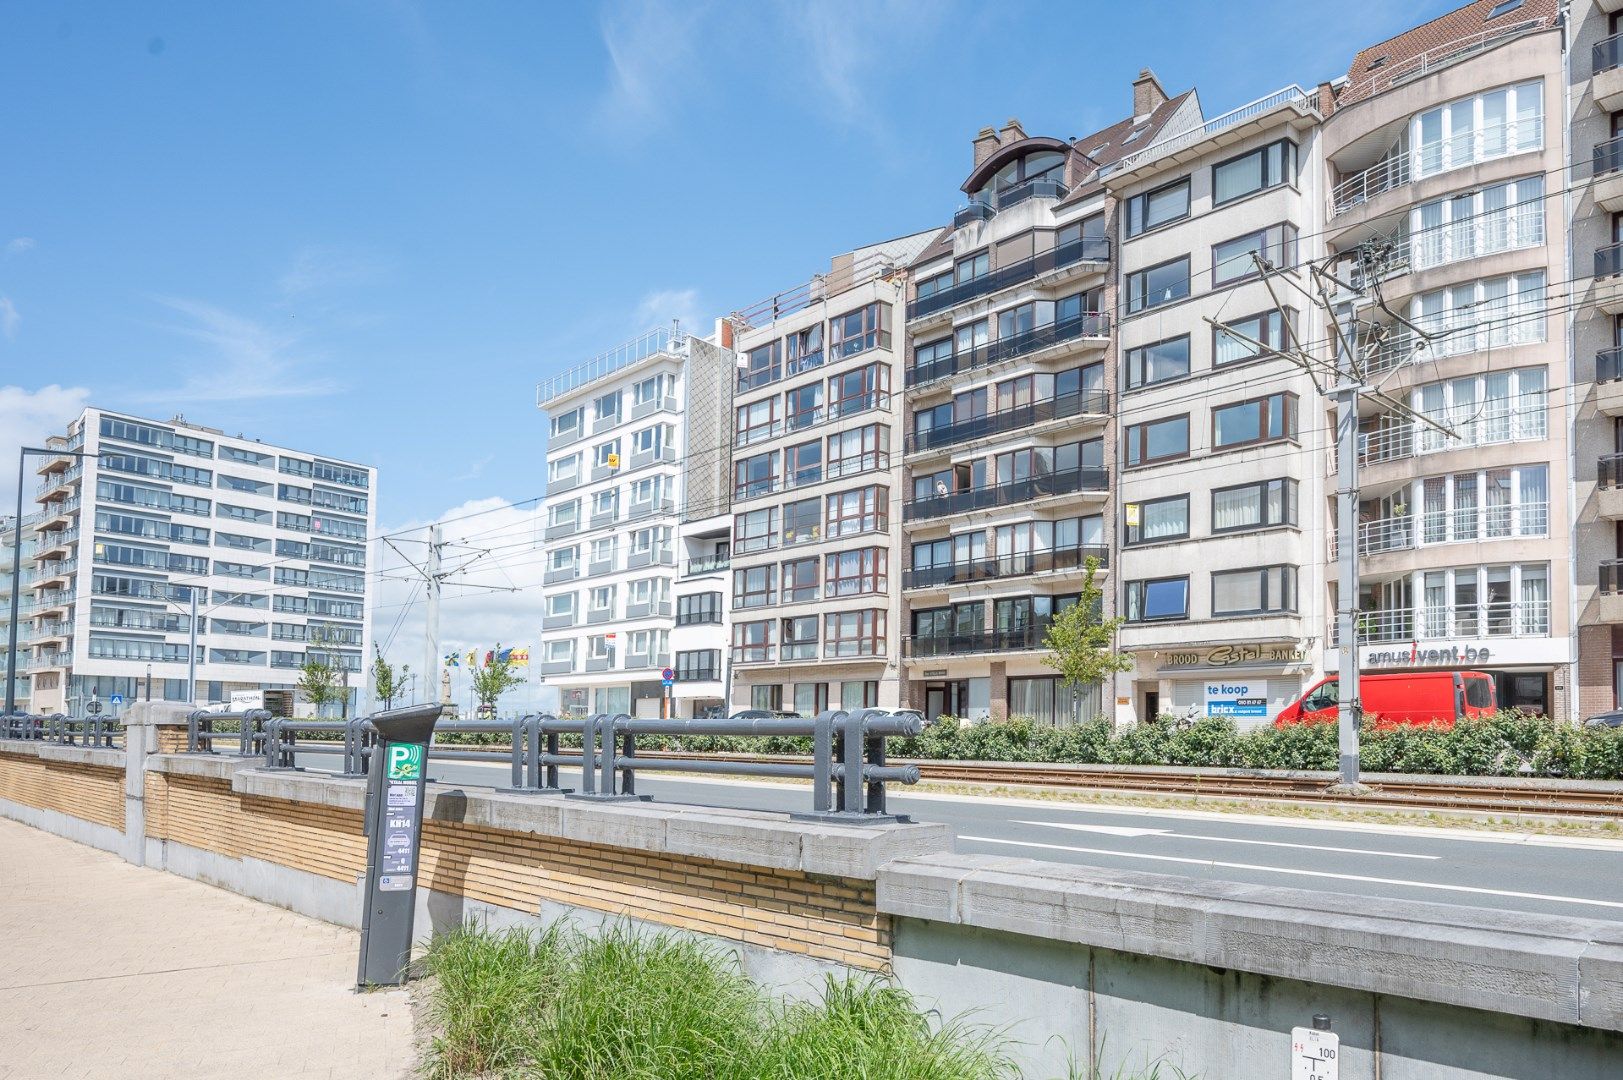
[1598,31,1623,77]
[729,251,900,330]
[0,712,122,747]
[903,625,1050,658]
[902,466,1109,522]
[905,388,1110,454]
[952,177,1069,225]
[1105,85,1316,178]
[1352,502,1549,555]
[183,708,924,821]
[1332,118,1544,217]
[1596,135,1623,179]
[537,327,680,408]
[907,312,1110,389]
[1342,18,1546,103]
[1600,347,1623,385]
[1330,600,1552,646]
[905,544,1108,589]
[907,237,1109,321]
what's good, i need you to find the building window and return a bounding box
[1417,466,1549,543]
[1408,176,1543,272]
[1125,178,1190,237]
[675,649,721,682]
[1212,393,1297,450]
[734,450,778,500]
[1212,223,1297,286]
[735,398,778,446]
[826,486,886,538]
[594,391,620,423]
[547,592,576,618]
[1008,676,1101,727]
[734,621,774,663]
[1126,257,1190,313]
[1212,139,1297,205]
[1212,479,1298,533]
[830,303,891,359]
[828,424,888,479]
[793,682,829,715]
[840,680,878,709]
[781,557,819,603]
[732,566,776,610]
[782,496,822,545]
[1124,495,1189,545]
[750,683,783,710]
[1411,81,1541,180]
[733,507,778,554]
[676,592,722,625]
[825,610,885,657]
[742,341,782,388]
[1214,309,1292,366]
[1212,565,1297,617]
[786,440,822,488]
[1123,415,1189,466]
[825,548,886,598]
[1409,271,1546,358]
[916,270,953,301]
[1126,577,1189,622]
[781,615,819,660]
[955,252,989,284]
[1410,366,1546,453]
[1124,335,1190,390]
[550,407,583,441]
[828,362,890,418]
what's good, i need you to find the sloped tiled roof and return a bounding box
[1332,0,1558,110]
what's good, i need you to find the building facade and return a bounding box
[27,409,376,714]
[1,513,41,712]
[535,327,734,718]
[725,235,934,714]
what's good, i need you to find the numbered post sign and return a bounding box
[1291,1028,1338,1079]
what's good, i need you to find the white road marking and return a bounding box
[1013,820,1441,860]
[958,835,1623,911]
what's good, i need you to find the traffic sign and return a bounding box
[661,667,674,681]
[86,700,103,716]
[1291,1027,1338,1079]
[109,694,124,706]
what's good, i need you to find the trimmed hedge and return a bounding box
[433,711,1623,780]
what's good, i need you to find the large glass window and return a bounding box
[1212,565,1297,616]
[733,507,778,554]
[830,303,890,358]
[1007,676,1100,727]
[1212,223,1297,286]
[1412,81,1542,179]
[826,486,886,537]
[1213,478,1297,532]
[782,557,819,602]
[1409,271,1546,359]
[1408,176,1543,271]
[1125,577,1189,622]
[825,548,886,597]
[1214,309,1292,366]
[782,497,821,545]
[825,610,885,657]
[1212,139,1297,204]
[1124,335,1190,390]
[1410,366,1547,453]
[1126,257,1190,313]
[732,566,776,609]
[1125,178,1190,237]
[1213,393,1297,449]
[1125,495,1189,545]
[734,451,778,500]
[1124,415,1189,466]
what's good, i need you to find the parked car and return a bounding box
[1584,709,1623,729]
[726,709,802,721]
[1275,671,1496,729]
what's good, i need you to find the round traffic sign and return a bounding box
[661,667,674,681]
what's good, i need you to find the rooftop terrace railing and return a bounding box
[537,326,681,409]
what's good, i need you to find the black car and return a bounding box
[726,709,802,721]
[1584,709,1623,728]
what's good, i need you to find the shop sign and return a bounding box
[1203,680,1268,719]
[1362,644,1492,668]
[1159,643,1309,669]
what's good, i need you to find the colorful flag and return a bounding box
[444,652,459,668]
[485,650,494,665]
[466,649,476,667]
[497,647,513,664]
[509,647,530,668]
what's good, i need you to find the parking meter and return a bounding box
[356,702,442,988]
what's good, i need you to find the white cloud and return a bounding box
[135,296,341,404]
[371,497,553,712]
[779,0,947,125]
[594,0,710,130]
[0,384,94,509]
[0,298,17,340]
[634,287,704,337]
[4,238,35,257]
[277,245,387,298]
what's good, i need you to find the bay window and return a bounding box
[825,548,886,598]
[825,610,885,657]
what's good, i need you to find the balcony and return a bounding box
[626,546,675,570]
[544,565,579,585]
[626,497,675,522]
[625,651,671,671]
[905,545,1109,590]
[542,611,577,630]
[540,658,575,676]
[1596,137,1623,214]
[587,608,615,625]
[628,446,677,471]
[903,625,1049,659]
[1599,349,1623,417]
[590,507,619,529]
[585,656,615,673]
[902,466,1108,523]
[1331,118,1544,220]
[631,394,677,420]
[1597,34,1623,113]
[1330,601,1551,646]
[905,388,1109,456]
[37,465,82,498]
[34,528,78,559]
[38,497,80,529]
[625,599,672,620]
[1355,399,1547,469]
[907,237,1111,322]
[1348,503,1549,557]
[684,553,731,576]
[908,312,1110,390]
[545,520,580,541]
[1600,455,1623,518]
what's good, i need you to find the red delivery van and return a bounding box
[1274,671,1496,729]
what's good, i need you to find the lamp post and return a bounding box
[5,445,101,717]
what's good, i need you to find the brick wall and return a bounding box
[1577,624,1613,719]
[0,749,123,830]
[141,769,890,970]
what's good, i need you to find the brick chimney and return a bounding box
[1133,69,1168,122]
[972,125,999,165]
[998,117,1027,145]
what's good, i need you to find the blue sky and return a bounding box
[1,0,1461,531]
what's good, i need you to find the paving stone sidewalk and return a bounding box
[0,817,415,1080]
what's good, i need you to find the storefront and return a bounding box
[1352,638,1563,717]
[1120,641,1318,730]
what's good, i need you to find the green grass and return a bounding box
[418,922,1024,1079]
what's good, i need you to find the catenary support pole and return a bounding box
[422,523,441,706]
[186,587,199,707]
[4,451,24,715]
[1333,375,1363,789]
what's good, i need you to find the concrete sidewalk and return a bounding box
[0,817,415,1080]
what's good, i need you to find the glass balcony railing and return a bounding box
[908,312,1110,388]
[905,545,1109,589]
[902,466,1108,522]
[905,388,1109,454]
[903,625,1050,658]
[907,237,1111,321]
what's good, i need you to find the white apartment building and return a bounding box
[726,235,935,714]
[27,408,376,714]
[536,327,734,718]
[1103,84,1329,727]
[1,513,41,712]
[1323,1,1570,718]
[896,81,1195,725]
[671,512,730,718]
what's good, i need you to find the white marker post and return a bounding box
[1291,1025,1339,1079]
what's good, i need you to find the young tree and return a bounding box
[470,649,524,716]
[1042,556,1132,719]
[297,624,347,717]
[371,646,409,709]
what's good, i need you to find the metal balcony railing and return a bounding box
[1107,84,1315,178]
[1332,118,1544,218]
[1601,453,1623,488]
[1600,241,1623,280]
[905,388,1109,454]
[1597,32,1623,76]
[907,237,1110,321]
[537,326,678,408]
[1603,560,1623,594]
[903,625,1050,658]
[905,544,1109,590]
[1351,502,1549,556]
[908,312,1110,389]
[1597,135,1623,179]
[1331,600,1551,646]
[1600,347,1623,385]
[902,466,1108,522]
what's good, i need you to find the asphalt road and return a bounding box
[308,753,1623,921]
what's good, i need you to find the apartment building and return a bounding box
[894,81,1197,725]
[1,513,41,711]
[1322,1,1569,717]
[671,512,730,718]
[27,408,376,714]
[724,234,934,714]
[1577,0,1623,715]
[1101,81,1329,726]
[536,327,734,718]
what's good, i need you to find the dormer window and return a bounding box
[972,149,1067,202]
